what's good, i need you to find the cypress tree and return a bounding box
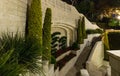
[81,17,87,39]
[77,19,83,44]
[23,0,45,74]
[26,0,42,53]
[42,8,52,62]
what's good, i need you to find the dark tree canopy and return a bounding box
[62,0,120,21]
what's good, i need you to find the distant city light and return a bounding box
[117,15,120,20]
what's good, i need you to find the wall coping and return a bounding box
[107,50,120,61]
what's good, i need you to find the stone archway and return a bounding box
[52,23,77,46]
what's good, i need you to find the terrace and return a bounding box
[0,0,120,76]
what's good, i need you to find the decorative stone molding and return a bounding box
[51,24,76,46]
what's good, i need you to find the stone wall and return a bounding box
[41,0,83,46]
[0,0,27,35]
[41,0,100,46]
[41,0,81,26]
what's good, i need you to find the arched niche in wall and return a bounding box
[51,27,67,36]
[52,23,77,46]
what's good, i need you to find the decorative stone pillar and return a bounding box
[107,51,120,76]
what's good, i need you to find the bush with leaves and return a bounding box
[70,42,80,50]
[0,32,44,75]
[0,48,23,76]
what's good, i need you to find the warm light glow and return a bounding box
[117,15,120,20]
[115,10,119,13]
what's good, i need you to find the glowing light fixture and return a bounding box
[117,15,120,20]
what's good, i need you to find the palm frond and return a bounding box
[0,32,44,75]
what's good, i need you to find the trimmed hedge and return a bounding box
[59,36,67,50]
[104,32,110,50]
[103,32,120,60]
[51,32,61,38]
[86,29,103,34]
[26,0,42,52]
[108,32,120,50]
[42,8,52,62]
[51,32,61,57]
[103,31,110,60]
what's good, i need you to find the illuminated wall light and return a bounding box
[117,15,120,20]
[115,10,119,13]
[118,12,120,15]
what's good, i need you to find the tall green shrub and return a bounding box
[26,0,42,51]
[42,8,52,62]
[104,31,110,60]
[86,29,103,34]
[81,17,87,38]
[104,32,110,50]
[25,0,43,74]
[77,19,83,44]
